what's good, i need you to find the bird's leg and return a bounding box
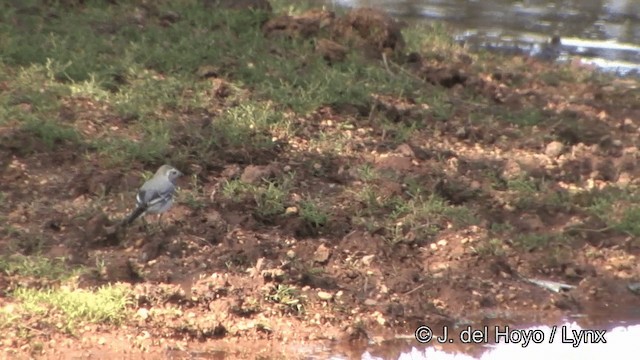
[157,213,165,231]
[142,216,150,233]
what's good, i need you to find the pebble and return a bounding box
[317,291,333,301]
[361,254,375,266]
[136,308,150,321]
[364,299,377,306]
[545,141,564,158]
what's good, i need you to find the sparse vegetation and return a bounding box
[0,255,71,281]
[0,255,131,339]
[253,179,289,221]
[265,284,305,315]
[15,284,133,330]
[299,198,329,230]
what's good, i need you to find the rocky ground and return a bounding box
[1,1,640,359]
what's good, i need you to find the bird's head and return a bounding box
[157,164,183,183]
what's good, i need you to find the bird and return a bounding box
[121,164,182,227]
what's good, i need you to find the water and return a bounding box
[314,0,640,76]
[175,322,639,359]
[328,322,640,359]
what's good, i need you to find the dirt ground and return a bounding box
[1,2,640,359]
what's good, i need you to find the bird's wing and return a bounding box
[136,188,174,208]
[136,179,175,208]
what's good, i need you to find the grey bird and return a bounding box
[122,164,182,227]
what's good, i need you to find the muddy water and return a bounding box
[313,0,640,76]
[294,323,639,359]
[176,321,638,359]
[362,322,639,359]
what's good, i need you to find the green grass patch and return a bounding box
[214,102,282,148]
[351,170,479,244]
[265,284,305,315]
[505,176,542,209]
[498,108,545,127]
[20,116,81,148]
[578,186,640,235]
[614,206,640,236]
[0,255,131,333]
[0,255,72,280]
[403,22,459,59]
[14,284,132,328]
[221,179,253,201]
[299,197,330,230]
[0,61,81,151]
[512,233,569,252]
[221,174,294,223]
[253,179,290,221]
[472,238,507,257]
[96,118,172,165]
[539,67,592,86]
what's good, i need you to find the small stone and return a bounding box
[313,243,331,263]
[316,38,348,63]
[84,212,111,244]
[205,210,224,225]
[160,10,180,24]
[428,262,449,273]
[364,299,378,306]
[317,291,333,301]
[564,267,578,279]
[221,164,242,179]
[374,312,386,326]
[396,143,415,157]
[519,214,544,231]
[361,254,375,266]
[136,308,150,321]
[545,141,564,158]
[240,165,275,184]
[197,65,219,78]
[286,250,296,259]
[455,127,468,139]
[502,159,522,179]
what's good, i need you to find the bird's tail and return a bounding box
[121,206,146,227]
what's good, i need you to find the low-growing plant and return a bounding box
[512,233,569,252]
[265,284,304,315]
[0,255,71,280]
[15,284,133,332]
[254,180,288,221]
[472,238,506,257]
[299,198,329,229]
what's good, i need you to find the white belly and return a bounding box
[146,198,173,214]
